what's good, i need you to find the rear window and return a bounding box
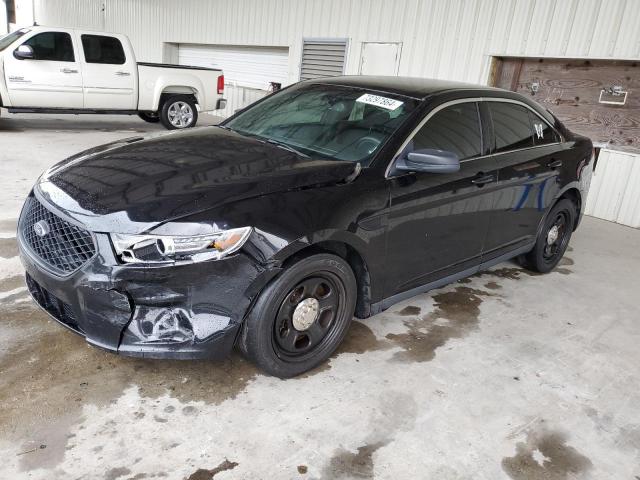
[528,111,562,146]
[489,102,534,153]
[81,34,126,64]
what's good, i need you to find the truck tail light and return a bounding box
[217,75,224,95]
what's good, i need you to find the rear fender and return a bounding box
[141,74,206,111]
[535,181,583,237]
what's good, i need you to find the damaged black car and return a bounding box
[18,76,593,377]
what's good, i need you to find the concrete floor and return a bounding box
[1,111,639,480]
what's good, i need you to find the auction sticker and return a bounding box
[356,93,404,111]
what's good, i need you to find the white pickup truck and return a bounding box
[0,26,226,129]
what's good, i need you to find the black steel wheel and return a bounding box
[521,198,576,273]
[273,274,343,360]
[238,253,357,377]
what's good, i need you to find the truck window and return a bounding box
[81,35,126,65]
[22,32,75,62]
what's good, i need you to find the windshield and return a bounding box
[0,30,28,52]
[224,84,417,164]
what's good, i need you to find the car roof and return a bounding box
[305,75,557,125]
[307,75,503,100]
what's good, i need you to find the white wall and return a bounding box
[0,0,8,35]
[29,0,640,228]
[31,0,640,84]
[585,149,640,228]
[12,0,33,29]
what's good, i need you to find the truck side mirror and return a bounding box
[14,44,35,60]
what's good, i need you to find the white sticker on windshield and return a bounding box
[356,93,404,111]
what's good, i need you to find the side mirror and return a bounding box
[396,148,460,174]
[14,44,35,60]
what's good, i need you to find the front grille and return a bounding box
[26,273,84,334]
[20,197,96,274]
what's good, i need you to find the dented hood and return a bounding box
[36,127,357,234]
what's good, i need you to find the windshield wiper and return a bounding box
[233,129,309,158]
[263,138,309,158]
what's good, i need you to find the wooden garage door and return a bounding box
[490,58,640,153]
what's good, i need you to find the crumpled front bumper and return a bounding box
[19,232,277,360]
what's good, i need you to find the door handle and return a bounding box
[547,159,562,169]
[115,71,131,76]
[471,174,495,186]
[60,68,78,73]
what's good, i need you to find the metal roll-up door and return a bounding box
[178,44,289,116]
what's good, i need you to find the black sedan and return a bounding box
[18,76,593,377]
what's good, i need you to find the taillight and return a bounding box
[217,75,224,95]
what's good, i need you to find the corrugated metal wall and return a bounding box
[32,0,640,83]
[585,149,640,228]
[0,0,7,35]
[31,0,640,227]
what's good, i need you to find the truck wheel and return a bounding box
[160,95,198,130]
[238,253,357,378]
[138,112,160,123]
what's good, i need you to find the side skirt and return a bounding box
[369,242,534,315]
[7,107,138,115]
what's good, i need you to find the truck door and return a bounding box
[4,30,84,108]
[78,33,137,110]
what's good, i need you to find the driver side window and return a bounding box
[412,102,483,160]
[22,32,75,62]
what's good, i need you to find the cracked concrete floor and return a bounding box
[1,112,639,480]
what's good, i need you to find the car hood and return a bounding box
[36,127,358,234]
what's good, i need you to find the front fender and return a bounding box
[264,228,374,266]
[0,58,12,107]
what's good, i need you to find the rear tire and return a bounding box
[159,95,198,130]
[238,253,357,378]
[521,199,576,273]
[138,111,160,123]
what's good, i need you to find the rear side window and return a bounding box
[411,102,483,160]
[489,102,533,153]
[528,111,561,146]
[22,32,74,62]
[81,34,126,64]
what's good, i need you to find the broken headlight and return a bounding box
[110,227,252,264]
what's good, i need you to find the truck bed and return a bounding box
[137,62,223,112]
[137,62,221,72]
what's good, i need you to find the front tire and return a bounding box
[521,199,576,273]
[238,253,357,378]
[159,95,198,130]
[138,111,160,123]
